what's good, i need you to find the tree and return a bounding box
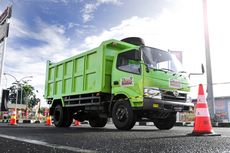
[8,80,39,109]
[39,107,46,116]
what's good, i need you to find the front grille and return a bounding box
[161,90,186,102]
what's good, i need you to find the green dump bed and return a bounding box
[44,39,137,100]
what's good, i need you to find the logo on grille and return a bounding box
[173,91,179,97]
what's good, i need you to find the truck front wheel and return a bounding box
[154,113,176,130]
[112,101,136,130]
[89,117,108,127]
[53,105,73,127]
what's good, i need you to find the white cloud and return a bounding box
[84,3,98,14]
[4,18,78,107]
[67,22,80,29]
[97,0,122,5]
[81,0,122,23]
[81,0,230,97]
[50,0,68,5]
[10,18,31,38]
[82,13,94,23]
[81,11,204,52]
[81,3,97,23]
[10,17,69,54]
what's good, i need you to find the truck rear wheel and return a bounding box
[112,101,136,130]
[53,105,73,127]
[154,113,176,130]
[89,117,108,127]
[62,110,73,127]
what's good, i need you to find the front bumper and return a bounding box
[142,97,194,112]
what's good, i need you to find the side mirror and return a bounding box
[189,64,205,78]
[201,64,205,74]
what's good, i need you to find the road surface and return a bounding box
[0,123,229,153]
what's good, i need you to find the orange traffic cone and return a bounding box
[46,116,52,126]
[74,120,81,126]
[188,84,220,136]
[9,108,17,125]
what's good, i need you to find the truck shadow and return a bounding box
[23,126,159,133]
[0,123,184,134]
[127,135,190,141]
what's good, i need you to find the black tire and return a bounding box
[112,101,136,130]
[89,117,108,128]
[154,113,176,130]
[53,105,73,127]
[62,110,73,127]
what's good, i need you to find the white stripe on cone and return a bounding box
[195,108,210,117]
[197,95,206,103]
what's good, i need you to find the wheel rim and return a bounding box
[116,105,128,122]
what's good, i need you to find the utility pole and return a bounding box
[203,0,215,118]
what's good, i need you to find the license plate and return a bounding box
[169,79,182,89]
[174,106,183,111]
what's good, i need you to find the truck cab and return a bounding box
[111,38,193,130]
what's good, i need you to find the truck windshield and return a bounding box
[142,46,184,72]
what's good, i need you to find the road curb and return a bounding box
[218,123,230,127]
[175,122,194,127]
[22,120,31,123]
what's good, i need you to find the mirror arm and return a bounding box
[189,64,205,78]
[146,65,150,73]
[140,62,149,73]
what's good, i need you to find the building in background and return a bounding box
[213,96,230,122]
[192,96,230,122]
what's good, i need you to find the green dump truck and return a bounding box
[44,37,194,130]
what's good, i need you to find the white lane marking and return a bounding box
[0,134,96,153]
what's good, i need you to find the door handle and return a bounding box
[113,81,119,85]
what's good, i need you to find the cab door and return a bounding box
[112,49,143,106]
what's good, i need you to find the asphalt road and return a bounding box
[0,123,229,153]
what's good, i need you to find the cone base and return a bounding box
[74,123,80,126]
[45,123,52,126]
[187,131,221,136]
[8,123,18,126]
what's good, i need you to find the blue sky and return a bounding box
[2,0,173,48]
[0,0,230,106]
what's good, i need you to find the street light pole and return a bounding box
[203,0,215,119]
[15,81,18,115]
[20,84,22,105]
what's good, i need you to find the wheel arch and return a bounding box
[109,94,130,115]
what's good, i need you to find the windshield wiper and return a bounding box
[178,71,187,73]
[161,68,174,72]
[151,68,169,73]
[147,66,175,74]
[152,68,178,76]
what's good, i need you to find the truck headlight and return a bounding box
[144,87,161,99]
[186,94,192,103]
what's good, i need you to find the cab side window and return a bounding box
[117,50,141,74]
